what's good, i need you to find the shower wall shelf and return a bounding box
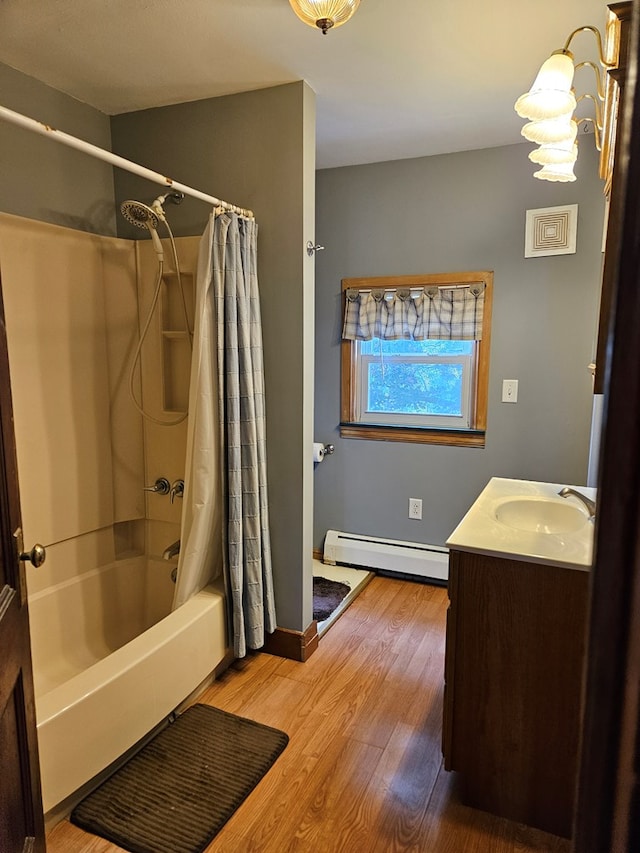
[159,271,194,414]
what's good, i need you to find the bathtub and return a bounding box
[27,556,228,813]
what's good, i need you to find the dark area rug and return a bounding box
[313,576,351,622]
[70,703,289,853]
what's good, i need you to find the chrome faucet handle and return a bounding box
[144,477,171,495]
[170,479,184,505]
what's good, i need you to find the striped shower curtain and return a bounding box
[174,210,276,658]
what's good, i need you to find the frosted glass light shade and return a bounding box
[529,141,578,165]
[534,160,577,182]
[289,0,360,34]
[521,113,576,144]
[515,53,576,120]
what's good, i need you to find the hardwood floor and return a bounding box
[46,576,571,852]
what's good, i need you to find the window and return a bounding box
[356,338,475,428]
[341,272,493,447]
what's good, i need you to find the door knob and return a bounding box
[14,528,46,568]
[20,543,46,568]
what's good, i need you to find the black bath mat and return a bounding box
[70,703,289,853]
[313,576,351,622]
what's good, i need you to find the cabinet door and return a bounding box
[444,550,588,838]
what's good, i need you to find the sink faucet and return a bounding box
[558,488,596,520]
[163,539,180,560]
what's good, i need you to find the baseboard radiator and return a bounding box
[322,529,449,583]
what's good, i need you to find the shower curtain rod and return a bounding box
[0,104,254,219]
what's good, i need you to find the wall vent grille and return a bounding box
[525,204,578,257]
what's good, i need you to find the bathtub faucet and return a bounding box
[170,479,184,504]
[163,539,181,560]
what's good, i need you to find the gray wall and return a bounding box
[0,63,116,235]
[112,82,316,632]
[314,142,605,551]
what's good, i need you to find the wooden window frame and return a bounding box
[340,271,493,448]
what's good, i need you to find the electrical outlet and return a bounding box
[502,379,519,403]
[409,498,423,520]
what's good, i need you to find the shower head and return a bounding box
[120,200,163,260]
[120,200,159,230]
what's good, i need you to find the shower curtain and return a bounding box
[173,210,276,658]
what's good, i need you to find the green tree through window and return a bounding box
[358,339,473,423]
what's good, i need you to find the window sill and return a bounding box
[339,423,486,448]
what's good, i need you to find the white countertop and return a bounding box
[446,477,596,570]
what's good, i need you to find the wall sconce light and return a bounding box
[515,52,577,120]
[528,120,578,164]
[289,0,360,35]
[515,26,612,182]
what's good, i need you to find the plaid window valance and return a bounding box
[342,283,485,341]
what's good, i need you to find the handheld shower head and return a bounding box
[120,200,163,260]
[120,200,159,229]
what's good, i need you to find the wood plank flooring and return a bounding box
[46,576,572,853]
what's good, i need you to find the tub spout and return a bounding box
[163,539,180,560]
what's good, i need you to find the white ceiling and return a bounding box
[0,0,608,169]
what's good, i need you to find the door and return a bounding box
[0,271,46,852]
[574,2,640,850]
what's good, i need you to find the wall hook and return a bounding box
[307,240,325,257]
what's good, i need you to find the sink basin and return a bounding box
[447,478,595,568]
[494,497,589,534]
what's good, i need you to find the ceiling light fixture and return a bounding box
[289,0,360,35]
[515,26,612,182]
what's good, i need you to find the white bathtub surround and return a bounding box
[0,214,144,552]
[29,557,226,812]
[176,212,276,658]
[0,214,232,816]
[446,477,596,569]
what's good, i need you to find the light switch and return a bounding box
[502,379,519,403]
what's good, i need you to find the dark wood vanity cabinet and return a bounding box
[442,549,589,838]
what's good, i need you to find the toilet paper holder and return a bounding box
[313,442,335,463]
